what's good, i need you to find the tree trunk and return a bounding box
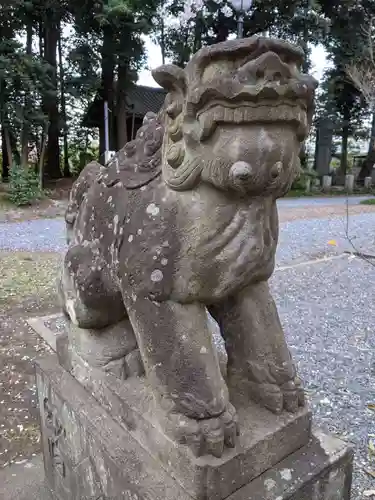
[2,127,12,170]
[21,20,33,167]
[2,122,19,169]
[39,121,49,189]
[0,75,10,180]
[39,22,44,58]
[359,110,375,180]
[193,13,203,53]
[43,13,61,179]
[116,65,128,150]
[1,127,9,181]
[99,25,115,156]
[215,13,229,43]
[177,31,190,68]
[340,123,349,176]
[58,25,70,177]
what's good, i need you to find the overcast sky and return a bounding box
[137,37,330,87]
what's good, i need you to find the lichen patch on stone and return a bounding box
[146,203,160,217]
[150,270,163,282]
[264,478,276,491]
[280,468,292,481]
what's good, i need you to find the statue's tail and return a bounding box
[65,160,105,243]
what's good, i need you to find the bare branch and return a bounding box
[346,63,375,110]
[346,16,375,110]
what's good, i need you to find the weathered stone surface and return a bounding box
[29,311,228,378]
[36,356,352,500]
[58,35,318,458]
[36,356,192,500]
[228,429,353,500]
[64,160,105,245]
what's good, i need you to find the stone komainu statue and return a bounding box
[60,36,317,458]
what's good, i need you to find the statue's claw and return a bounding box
[163,403,239,458]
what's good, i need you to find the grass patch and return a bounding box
[284,189,314,198]
[0,251,62,304]
[360,198,375,205]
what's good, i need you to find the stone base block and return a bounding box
[36,355,353,500]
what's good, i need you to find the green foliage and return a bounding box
[315,0,375,171]
[8,164,42,206]
[360,198,375,205]
[153,0,329,68]
[292,167,318,191]
[68,142,99,175]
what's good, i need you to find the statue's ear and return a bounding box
[152,65,187,95]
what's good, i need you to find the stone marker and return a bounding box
[364,176,372,190]
[322,174,332,192]
[35,36,353,500]
[314,117,334,177]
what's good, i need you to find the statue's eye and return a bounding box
[167,101,182,119]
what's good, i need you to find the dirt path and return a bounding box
[0,252,61,468]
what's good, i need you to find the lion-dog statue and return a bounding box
[59,36,317,459]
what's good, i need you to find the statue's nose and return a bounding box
[237,51,292,83]
[230,161,253,182]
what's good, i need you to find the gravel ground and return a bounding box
[0,218,66,252]
[0,210,374,261]
[278,194,374,208]
[271,255,375,499]
[277,211,375,265]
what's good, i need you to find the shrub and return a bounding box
[291,167,318,191]
[8,163,42,206]
[360,198,375,205]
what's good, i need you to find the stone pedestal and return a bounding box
[35,353,353,500]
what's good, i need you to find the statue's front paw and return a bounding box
[249,376,305,414]
[164,403,239,458]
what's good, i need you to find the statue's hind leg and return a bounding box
[59,243,126,329]
[210,281,304,414]
[59,243,141,378]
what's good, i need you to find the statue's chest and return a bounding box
[173,194,278,301]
